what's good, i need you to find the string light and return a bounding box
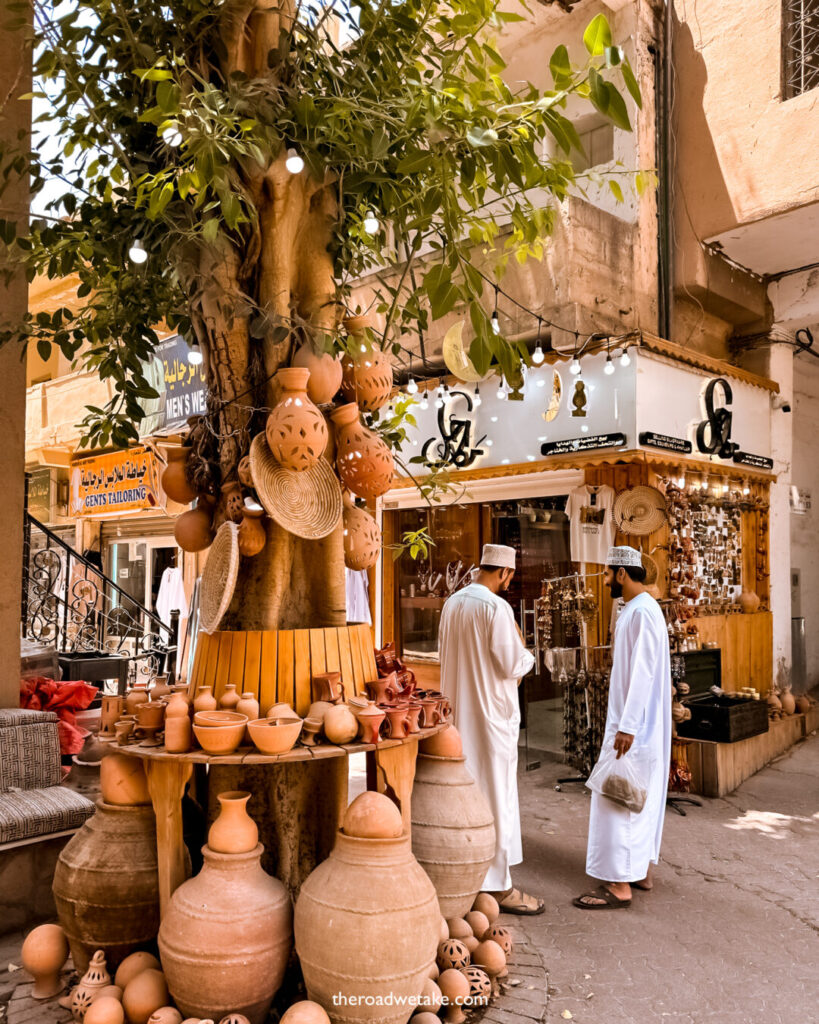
[569,356,581,375]
[491,285,501,334]
[485,438,494,447]
[619,347,631,367]
[128,239,148,264]
[435,384,445,410]
[407,375,418,395]
[496,376,506,401]
[187,339,203,365]
[532,318,545,365]
[420,391,429,410]
[161,124,183,147]
[604,350,615,375]
[363,210,380,234]
[285,147,304,174]
[473,384,482,407]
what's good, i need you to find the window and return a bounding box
[570,122,614,174]
[783,0,819,98]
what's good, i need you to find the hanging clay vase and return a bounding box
[237,456,254,489]
[331,402,394,500]
[21,923,69,999]
[342,492,381,570]
[158,844,292,1024]
[265,368,328,472]
[219,683,241,711]
[174,503,214,553]
[161,448,196,505]
[238,503,267,557]
[292,345,343,406]
[738,590,761,614]
[193,686,218,714]
[221,482,245,524]
[340,321,393,412]
[208,791,258,855]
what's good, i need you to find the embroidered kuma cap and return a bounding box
[481,543,517,569]
[606,545,643,568]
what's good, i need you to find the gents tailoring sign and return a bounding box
[70,448,161,517]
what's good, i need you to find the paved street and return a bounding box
[509,731,819,1024]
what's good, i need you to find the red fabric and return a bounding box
[20,677,99,755]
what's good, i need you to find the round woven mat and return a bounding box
[199,522,240,635]
[613,485,668,536]
[249,432,342,540]
[641,552,659,586]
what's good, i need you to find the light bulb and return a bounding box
[285,147,304,174]
[187,340,203,365]
[128,239,148,264]
[363,210,380,234]
[491,312,501,335]
[743,485,750,496]
[604,355,615,375]
[473,385,482,407]
[569,357,581,375]
[420,393,429,410]
[407,376,418,395]
[485,438,494,447]
[619,347,631,367]
[536,377,546,388]
[435,386,444,410]
[162,124,183,147]
[496,378,506,401]
[532,344,545,365]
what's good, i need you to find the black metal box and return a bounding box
[677,693,769,743]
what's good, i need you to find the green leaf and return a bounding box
[604,83,631,130]
[397,150,431,174]
[588,68,609,114]
[202,217,219,242]
[621,59,643,109]
[549,45,572,88]
[608,179,624,202]
[583,14,612,56]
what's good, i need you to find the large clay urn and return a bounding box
[158,844,291,1024]
[738,590,761,614]
[410,755,496,918]
[160,448,196,505]
[294,831,440,1024]
[53,801,160,973]
[174,502,214,553]
[342,492,381,571]
[340,327,393,412]
[265,367,328,472]
[331,403,394,501]
[292,345,343,405]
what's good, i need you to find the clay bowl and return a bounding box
[192,720,246,754]
[247,717,303,754]
[193,710,247,728]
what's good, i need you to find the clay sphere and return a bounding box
[472,939,505,976]
[437,969,470,1019]
[484,925,513,958]
[436,939,470,972]
[420,978,443,1014]
[472,891,500,924]
[446,918,472,940]
[410,1015,441,1024]
[114,954,161,992]
[323,704,358,745]
[279,1003,331,1024]
[96,987,123,1003]
[460,965,491,1007]
[463,911,489,939]
[419,725,463,758]
[147,1009,183,1024]
[342,791,403,839]
[85,998,125,1024]
[439,917,449,943]
[100,755,151,806]
[462,935,479,954]
[21,923,69,999]
[122,970,168,1024]
[428,963,439,981]
[218,1016,251,1024]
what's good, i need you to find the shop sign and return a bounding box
[638,431,692,454]
[790,487,811,515]
[421,390,485,468]
[70,448,161,517]
[28,468,52,521]
[139,334,207,436]
[732,451,774,471]
[540,432,627,456]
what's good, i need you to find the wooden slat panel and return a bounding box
[213,632,234,703]
[348,623,365,693]
[294,629,312,717]
[204,631,221,691]
[324,629,341,673]
[335,628,355,696]
[309,629,327,688]
[244,631,263,701]
[277,630,295,712]
[259,631,278,714]
[228,631,248,693]
[358,624,377,681]
[189,632,211,693]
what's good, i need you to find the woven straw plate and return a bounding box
[199,522,240,635]
[249,432,342,540]
[641,552,659,586]
[612,485,668,536]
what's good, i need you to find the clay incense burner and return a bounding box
[312,672,346,705]
[366,672,398,704]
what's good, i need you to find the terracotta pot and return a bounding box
[161,448,196,505]
[266,701,297,720]
[342,792,403,839]
[357,706,385,744]
[420,724,463,758]
[331,403,395,500]
[436,939,470,972]
[340,346,393,412]
[193,686,218,714]
[21,923,69,999]
[174,504,214,553]
[124,688,150,717]
[795,694,811,714]
[158,844,292,1024]
[405,703,423,734]
[365,674,398,704]
[115,953,161,991]
[265,368,328,472]
[307,701,334,723]
[292,345,343,406]
[300,718,322,746]
[280,1004,332,1024]
[483,924,512,957]
[383,706,409,739]
[247,717,303,754]
[323,704,358,744]
[738,590,761,614]
[100,696,125,738]
[72,951,112,1021]
[780,690,796,715]
[294,831,440,1024]
[208,791,258,855]
[460,966,491,1009]
[446,918,472,941]
[472,939,505,990]
[237,456,254,489]
[418,697,439,727]
[85,997,125,1024]
[53,801,160,974]
[238,505,267,557]
[411,754,496,919]
[164,715,192,754]
[192,720,246,755]
[221,482,246,524]
[218,683,241,711]
[766,692,782,714]
[342,492,381,571]
[165,692,190,719]
[100,754,150,806]
[342,313,374,335]
[312,672,344,705]
[236,692,260,742]
[122,971,168,1024]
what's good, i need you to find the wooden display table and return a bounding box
[120,722,448,916]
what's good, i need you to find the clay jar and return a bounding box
[236,692,260,743]
[738,590,761,614]
[174,503,214,553]
[238,504,266,557]
[125,687,150,717]
[100,695,125,737]
[292,345,343,406]
[164,716,192,754]
[420,724,463,758]
[219,684,241,711]
[280,1003,331,1024]
[294,829,439,1024]
[100,754,150,806]
[780,689,796,715]
[21,923,69,999]
[365,674,397,704]
[158,844,292,1024]
[342,492,381,571]
[85,998,125,1024]
[207,791,258,855]
[340,332,393,412]
[331,403,395,501]
[411,754,496,919]
[472,892,499,924]
[383,706,409,740]
[265,368,328,472]
[115,953,161,991]
[164,692,190,719]
[193,686,218,714]
[796,694,811,714]
[161,448,196,505]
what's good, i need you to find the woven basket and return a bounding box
[199,522,240,635]
[613,485,668,536]
[641,552,659,586]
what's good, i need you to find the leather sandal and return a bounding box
[496,887,546,916]
[573,884,632,910]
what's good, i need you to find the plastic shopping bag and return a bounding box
[586,743,654,813]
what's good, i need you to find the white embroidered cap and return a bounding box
[480,543,517,570]
[606,545,643,568]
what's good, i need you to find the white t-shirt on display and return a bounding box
[565,484,616,564]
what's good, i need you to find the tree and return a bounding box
[0,0,641,631]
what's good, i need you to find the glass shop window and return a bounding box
[783,0,819,99]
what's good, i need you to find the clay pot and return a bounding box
[164,692,190,720]
[312,671,345,705]
[796,694,811,714]
[265,368,328,472]
[151,677,173,700]
[462,934,479,955]
[439,918,449,943]
[436,939,470,972]
[340,346,393,412]
[266,702,297,720]
[292,345,343,406]
[411,755,496,919]
[294,830,439,1024]
[100,754,150,806]
[125,688,150,717]
[405,704,423,734]
[766,692,782,714]
[365,675,398,704]
[100,696,125,737]
[446,919,472,941]
[437,969,470,1024]
[114,720,135,746]
[357,706,385,744]
[161,448,196,505]
[174,504,214,553]
[53,802,160,974]
[780,690,796,715]
[420,725,463,758]
[383,706,409,739]
[238,505,267,557]
[464,910,489,940]
[300,718,322,746]
[418,697,440,728]
[158,844,292,1024]
[147,1010,182,1024]
[85,997,125,1024]
[114,953,161,991]
[279,1003,331,1024]
[342,792,403,839]
[738,590,761,614]
[208,791,258,855]
[471,892,499,924]
[21,923,69,999]
[460,965,491,1008]
[192,719,247,755]
[236,692,260,742]
[342,493,381,571]
[323,704,358,745]
[96,986,123,1002]
[122,970,168,1024]
[220,482,245,524]
[164,716,192,754]
[237,456,254,489]
[193,686,218,714]
[247,717,303,754]
[219,684,241,711]
[71,950,112,1021]
[331,403,395,500]
[306,701,334,724]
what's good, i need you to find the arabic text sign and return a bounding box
[159,334,207,430]
[70,448,161,517]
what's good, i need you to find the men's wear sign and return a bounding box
[139,334,207,436]
[70,448,161,517]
